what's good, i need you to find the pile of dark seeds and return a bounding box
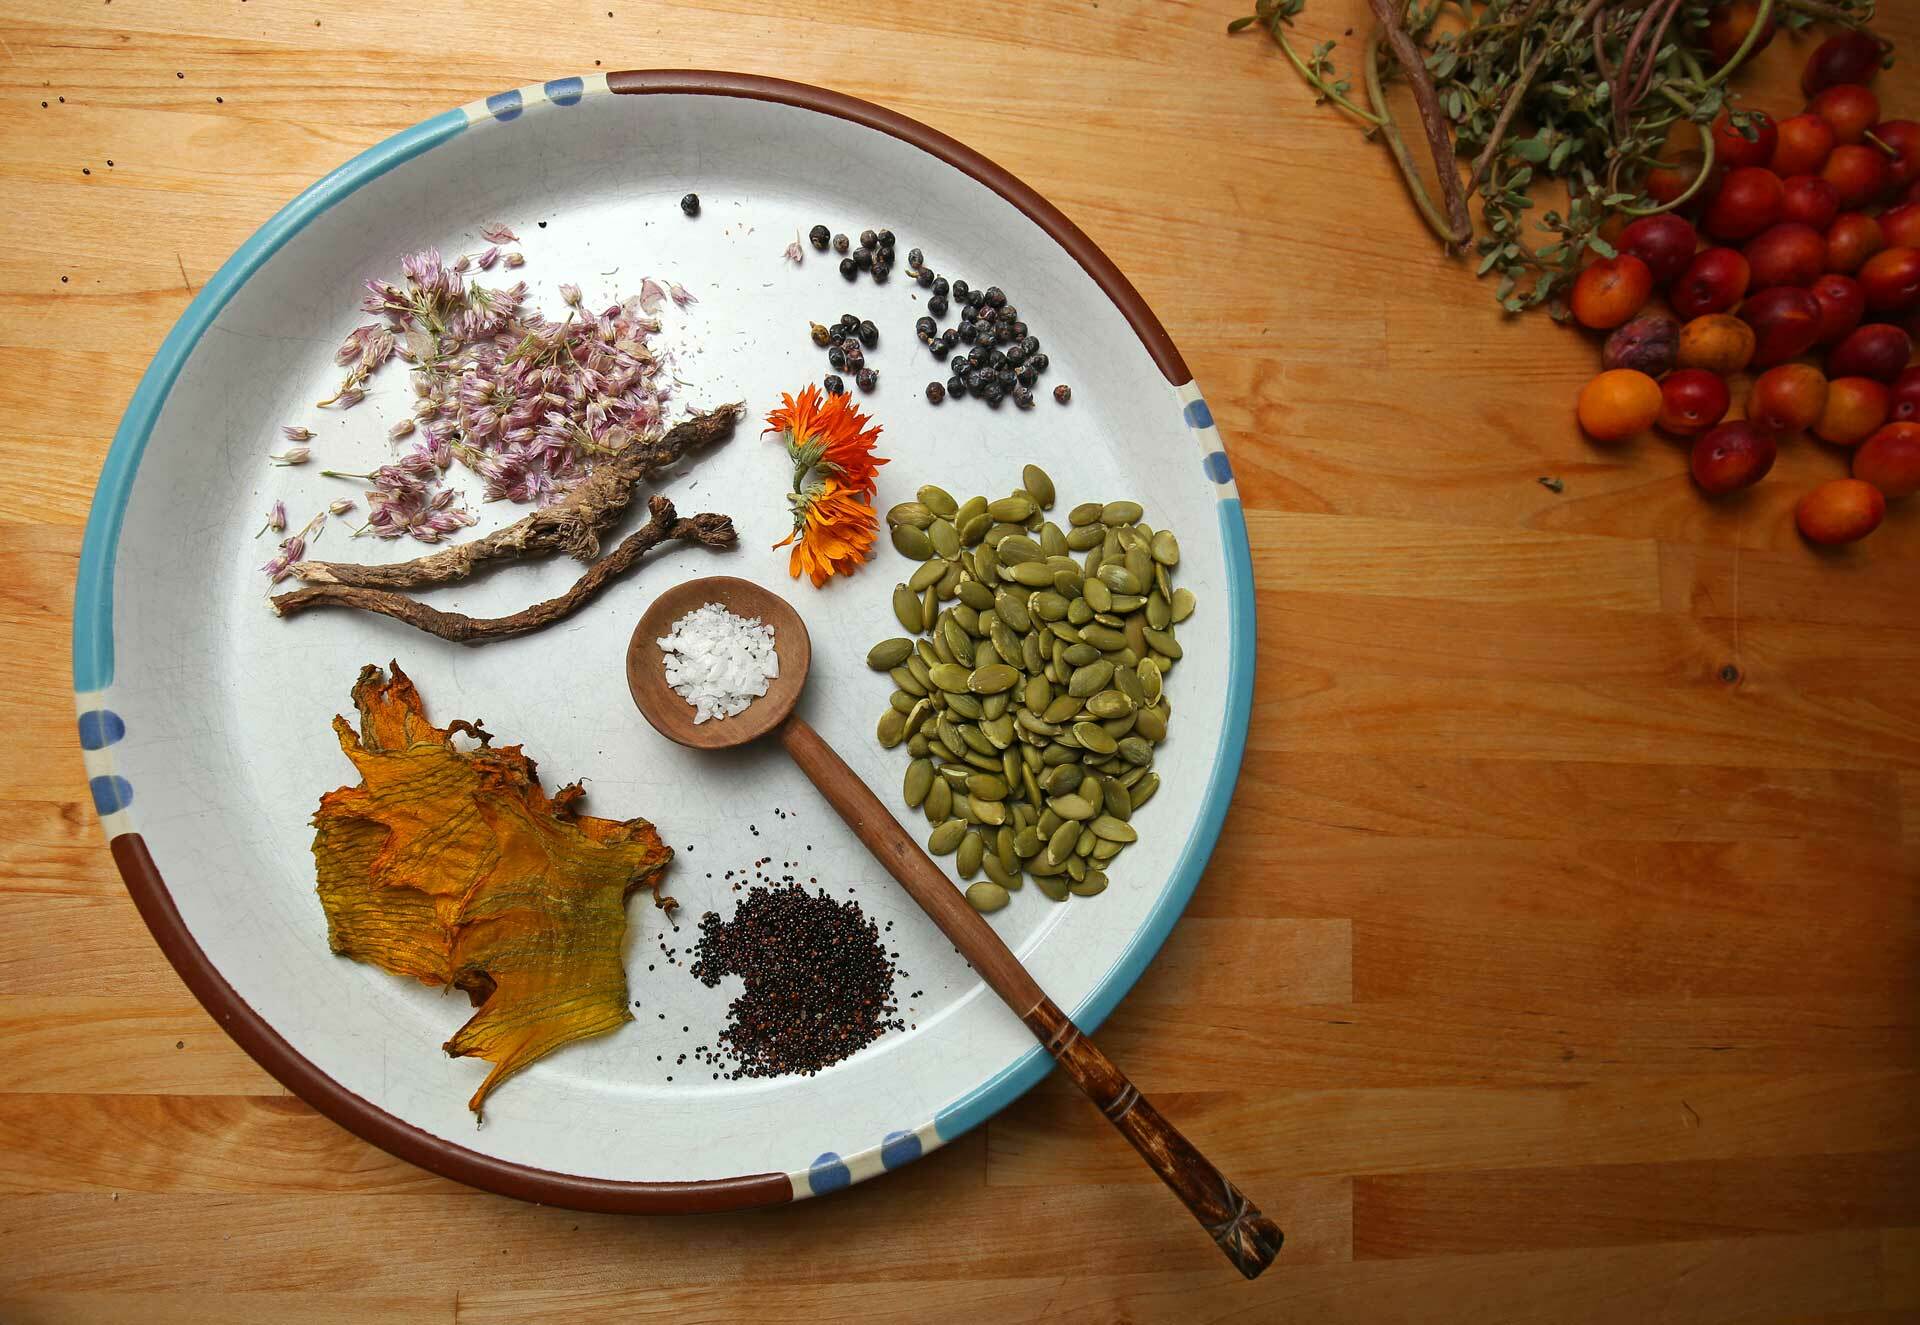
[689,884,904,1079]
[896,249,1064,410]
[804,224,1071,408]
[809,225,897,285]
[810,313,880,396]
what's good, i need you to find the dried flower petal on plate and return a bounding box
[312,662,673,1116]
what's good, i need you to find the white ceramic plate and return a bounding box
[75,71,1252,1211]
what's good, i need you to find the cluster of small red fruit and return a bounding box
[1570,28,1918,548]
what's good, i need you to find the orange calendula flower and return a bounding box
[766,385,888,586]
[766,384,887,497]
[775,477,880,587]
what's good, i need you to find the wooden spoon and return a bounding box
[628,576,1281,1279]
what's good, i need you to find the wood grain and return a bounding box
[3,0,1919,1318]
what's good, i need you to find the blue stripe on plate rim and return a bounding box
[71,76,1256,1206]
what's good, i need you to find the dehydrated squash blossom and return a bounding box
[312,662,672,1116]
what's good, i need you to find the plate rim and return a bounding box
[71,69,1254,1212]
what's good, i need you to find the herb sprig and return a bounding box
[1231,0,1885,316]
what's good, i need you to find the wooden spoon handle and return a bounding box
[1023,996,1283,1280]
[776,714,1282,1278]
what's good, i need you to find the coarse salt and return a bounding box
[657,602,780,724]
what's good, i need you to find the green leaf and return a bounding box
[1588,235,1617,259]
[1477,248,1502,275]
[1512,136,1551,163]
[1227,15,1256,32]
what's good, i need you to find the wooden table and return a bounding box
[4,1,1918,1319]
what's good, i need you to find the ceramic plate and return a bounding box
[75,71,1253,1211]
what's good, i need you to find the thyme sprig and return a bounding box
[1232,0,1884,316]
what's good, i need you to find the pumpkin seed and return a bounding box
[1117,736,1154,766]
[1070,870,1109,896]
[1144,627,1182,658]
[908,484,955,519]
[891,524,934,560]
[1150,529,1180,566]
[928,662,971,692]
[1024,676,1052,711]
[888,501,936,529]
[889,690,917,715]
[902,759,934,808]
[946,691,983,720]
[966,773,1009,801]
[1007,562,1052,588]
[1097,564,1141,595]
[974,539,1001,581]
[1100,500,1144,526]
[1068,501,1104,527]
[1086,689,1135,719]
[928,819,967,854]
[877,708,906,748]
[964,879,1009,912]
[1068,660,1114,697]
[996,535,1042,565]
[957,578,995,612]
[1021,632,1047,676]
[969,796,1008,826]
[892,584,920,631]
[868,637,914,670]
[926,777,953,823]
[959,512,991,545]
[1049,793,1097,821]
[1102,778,1132,820]
[1171,586,1196,623]
[956,831,985,878]
[1081,623,1127,652]
[1021,464,1056,509]
[1043,694,1084,724]
[1046,819,1081,864]
[981,850,1018,890]
[1089,815,1138,843]
[921,585,939,633]
[988,495,1035,523]
[1034,874,1070,901]
[1134,705,1168,742]
[1074,722,1118,755]
[969,663,1019,695]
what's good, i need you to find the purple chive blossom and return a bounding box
[504,251,525,268]
[452,253,472,274]
[636,277,667,313]
[388,417,416,441]
[329,497,356,516]
[261,537,304,582]
[271,447,311,466]
[479,222,517,244]
[281,425,313,443]
[476,246,499,271]
[256,500,287,538]
[783,239,804,264]
[558,283,583,309]
[668,281,697,307]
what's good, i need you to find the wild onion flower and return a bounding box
[256,500,287,538]
[281,425,313,443]
[260,511,326,581]
[265,242,690,546]
[271,447,311,466]
[329,497,356,516]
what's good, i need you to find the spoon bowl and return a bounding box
[627,576,811,749]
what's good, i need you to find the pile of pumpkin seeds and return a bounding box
[866,464,1194,913]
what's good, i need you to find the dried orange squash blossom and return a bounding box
[313,662,672,1116]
